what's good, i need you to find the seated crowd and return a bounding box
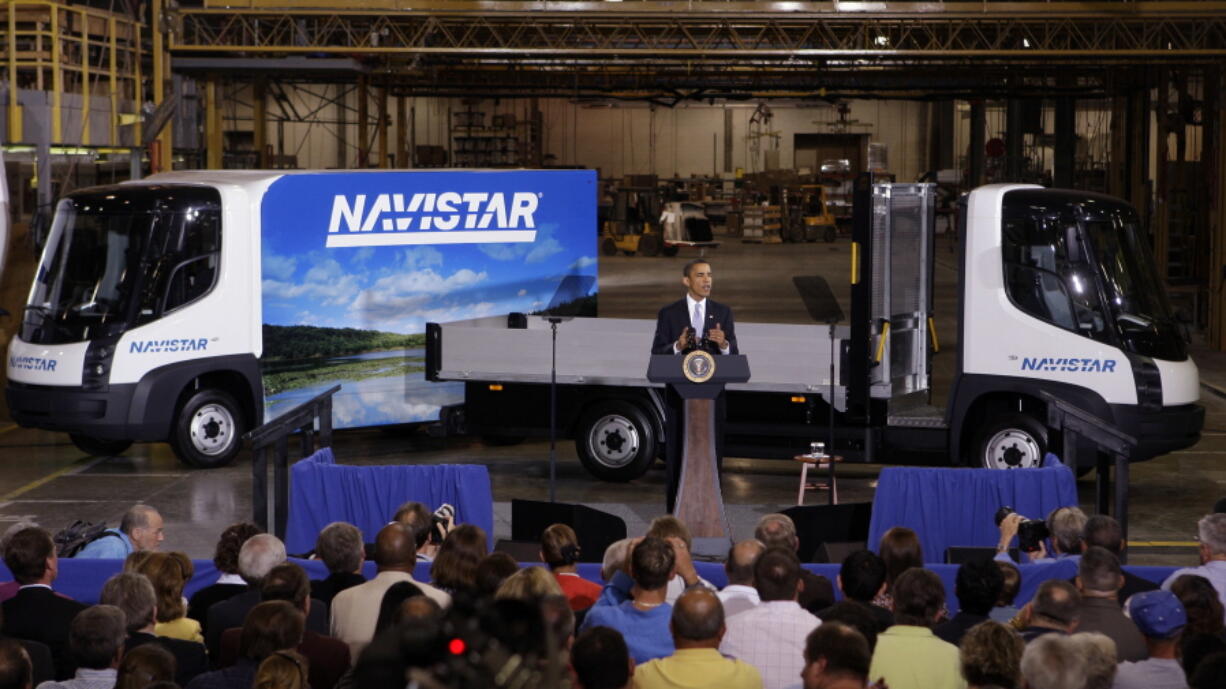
[2,502,1226,689]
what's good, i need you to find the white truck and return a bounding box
[5,168,596,467]
[427,180,1204,480]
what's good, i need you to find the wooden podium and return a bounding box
[648,352,750,556]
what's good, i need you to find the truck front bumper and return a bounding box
[1112,402,1204,461]
[5,381,163,441]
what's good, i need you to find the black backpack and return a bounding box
[53,520,121,558]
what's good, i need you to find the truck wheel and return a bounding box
[169,389,244,469]
[823,226,837,243]
[68,434,132,457]
[638,234,661,257]
[976,413,1047,469]
[662,246,680,257]
[601,237,618,256]
[575,400,656,482]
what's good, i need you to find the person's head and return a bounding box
[995,560,1021,607]
[725,540,765,587]
[121,505,165,552]
[391,501,432,552]
[398,595,442,625]
[541,524,582,570]
[70,605,127,670]
[816,601,879,652]
[114,643,175,689]
[134,551,193,623]
[1082,515,1124,555]
[801,622,870,689]
[754,513,799,552]
[601,539,633,582]
[838,550,887,604]
[1172,574,1226,636]
[670,589,724,648]
[955,557,1004,617]
[959,621,1024,689]
[1031,579,1080,631]
[496,566,563,603]
[878,527,923,588]
[754,547,803,602]
[238,534,288,586]
[1076,546,1123,597]
[629,537,675,592]
[540,594,577,654]
[1191,650,1226,689]
[1197,513,1226,560]
[261,563,311,611]
[1020,634,1087,689]
[315,522,364,575]
[1069,632,1116,689]
[1126,589,1187,642]
[374,522,418,570]
[0,638,32,689]
[240,601,305,662]
[99,572,157,633]
[891,567,945,627]
[475,552,520,598]
[681,259,712,301]
[254,649,309,689]
[212,522,262,575]
[430,524,488,594]
[571,626,632,689]
[646,516,693,552]
[3,527,55,585]
[1045,506,1087,556]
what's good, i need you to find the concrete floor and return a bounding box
[1,231,1224,566]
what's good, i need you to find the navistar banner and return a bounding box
[259,169,597,428]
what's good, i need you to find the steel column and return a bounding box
[1054,96,1076,188]
[969,101,985,187]
[1209,67,1226,349]
[206,74,223,169]
[254,79,268,168]
[357,76,368,168]
[377,85,389,168]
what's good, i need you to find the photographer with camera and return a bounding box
[994,506,1087,565]
[392,502,455,563]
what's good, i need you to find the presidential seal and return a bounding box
[682,349,716,383]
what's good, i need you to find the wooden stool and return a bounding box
[793,453,843,505]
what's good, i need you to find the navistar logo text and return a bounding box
[326,192,540,248]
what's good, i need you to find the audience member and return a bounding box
[800,622,871,689]
[1081,515,1157,603]
[754,514,835,614]
[254,650,308,689]
[602,540,634,583]
[38,605,126,689]
[645,517,716,603]
[718,540,765,618]
[872,528,922,612]
[74,505,164,560]
[581,537,676,664]
[1070,546,1145,661]
[100,572,206,687]
[958,621,1023,689]
[113,644,175,689]
[428,524,487,597]
[0,609,53,687]
[540,595,577,660]
[815,601,879,653]
[1113,590,1188,689]
[1180,633,1226,682]
[571,626,633,689]
[189,601,302,689]
[1171,574,1226,638]
[634,588,763,689]
[2,527,88,678]
[495,567,564,603]
[989,560,1021,623]
[830,551,892,633]
[1163,513,1226,623]
[935,558,1003,646]
[132,553,199,643]
[331,523,449,658]
[391,502,438,562]
[1019,634,1085,689]
[541,524,602,611]
[0,638,31,689]
[372,582,424,638]
[187,522,261,624]
[1068,632,1116,689]
[0,522,38,604]
[1017,580,1079,642]
[868,567,965,689]
[720,547,819,689]
[997,507,1086,565]
[310,523,366,606]
[474,552,519,599]
[1189,649,1226,689]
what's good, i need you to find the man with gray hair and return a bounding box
[1019,634,1087,689]
[309,522,366,605]
[1163,513,1226,622]
[633,589,763,689]
[101,572,208,686]
[74,504,164,559]
[38,605,127,689]
[1019,579,1080,642]
[718,540,765,618]
[1071,546,1145,661]
[753,513,834,613]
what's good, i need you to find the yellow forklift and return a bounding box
[601,178,668,257]
[783,184,838,243]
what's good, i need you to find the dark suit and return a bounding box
[651,297,738,512]
[126,631,209,687]
[187,581,247,627]
[220,628,352,689]
[0,586,88,679]
[205,589,329,662]
[311,572,366,607]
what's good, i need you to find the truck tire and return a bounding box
[976,413,1048,469]
[169,389,244,469]
[575,400,656,482]
[639,233,661,257]
[601,237,618,256]
[69,434,133,457]
[662,246,680,257]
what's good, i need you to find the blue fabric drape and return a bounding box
[285,448,494,554]
[868,465,1079,564]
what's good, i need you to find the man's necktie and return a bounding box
[692,302,703,340]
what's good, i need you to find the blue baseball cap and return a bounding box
[1126,590,1187,639]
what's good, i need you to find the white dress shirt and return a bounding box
[718,584,761,618]
[720,600,820,689]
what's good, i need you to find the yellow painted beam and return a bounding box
[205,74,223,169]
[152,0,171,172]
[109,16,118,146]
[6,2,20,142]
[50,3,61,142]
[80,9,90,146]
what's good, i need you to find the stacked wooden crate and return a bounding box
[741,206,782,243]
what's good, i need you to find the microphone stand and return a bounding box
[547,316,565,503]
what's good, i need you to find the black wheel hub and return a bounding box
[603,430,626,453]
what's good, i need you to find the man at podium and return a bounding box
[651,259,738,513]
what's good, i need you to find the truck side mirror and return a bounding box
[1064,225,1084,264]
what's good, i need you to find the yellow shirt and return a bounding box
[155,616,204,644]
[868,625,967,689]
[634,648,763,689]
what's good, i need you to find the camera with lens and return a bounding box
[995,506,1050,553]
[429,503,456,545]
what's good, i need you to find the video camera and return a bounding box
[995,506,1050,553]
